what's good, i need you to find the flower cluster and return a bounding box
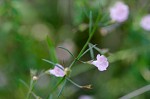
[109,1,150,31]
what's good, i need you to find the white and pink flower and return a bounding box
[92,54,109,71]
[109,1,129,22]
[49,64,65,77]
[140,15,150,31]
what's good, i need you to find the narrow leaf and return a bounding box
[89,11,93,35]
[79,44,97,59]
[19,79,29,88]
[82,7,89,18]
[90,43,108,54]
[42,59,64,70]
[42,59,56,66]
[58,46,86,64]
[58,46,75,58]
[88,43,94,60]
[47,36,58,63]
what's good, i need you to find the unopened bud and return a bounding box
[33,76,38,80]
[64,68,71,76]
[81,84,92,89]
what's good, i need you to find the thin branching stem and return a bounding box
[20,79,42,99]
[69,11,101,69]
[26,79,34,99]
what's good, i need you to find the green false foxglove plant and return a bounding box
[24,9,111,99]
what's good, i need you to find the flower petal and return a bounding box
[92,54,109,71]
[49,64,65,77]
[96,54,101,60]
[91,61,99,67]
[98,55,108,62]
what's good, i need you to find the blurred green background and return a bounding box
[0,0,150,99]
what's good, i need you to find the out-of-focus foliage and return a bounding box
[0,0,150,99]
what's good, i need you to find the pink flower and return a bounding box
[140,15,150,31]
[49,64,65,77]
[109,1,129,22]
[92,54,109,71]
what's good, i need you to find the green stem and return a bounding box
[66,77,92,89]
[26,79,34,99]
[47,77,65,99]
[69,12,101,69]
[57,79,67,99]
[66,77,83,88]
[20,79,42,99]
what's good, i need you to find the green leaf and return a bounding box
[42,59,56,66]
[47,36,58,63]
[82,7,89,19]
[42,59,64,70]
[19,79,29,88]
[88,43,94,60]
[58,46,86,64]
[89,43,109,55]
[58,46,75,58]
[79,44,97,59]
[89,11,93,36]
